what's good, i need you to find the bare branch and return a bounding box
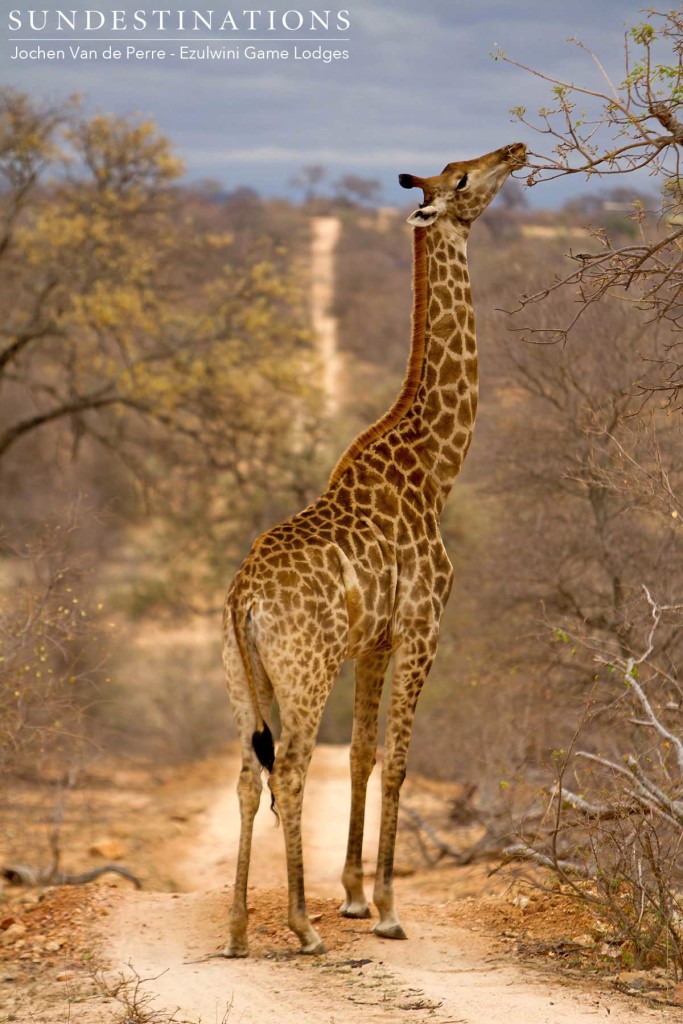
[499,844,593,877]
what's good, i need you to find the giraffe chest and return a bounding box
[334,517,397,658]
[336,518,454,658]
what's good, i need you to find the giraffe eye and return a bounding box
[455,175,468,192]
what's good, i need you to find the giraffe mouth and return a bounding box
[504,142,527,170]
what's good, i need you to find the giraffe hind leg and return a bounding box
[270,744,327,955]
[267,660,342,954]
[222,607,273,957]
[245,581,347,953]
[224,748,262,957]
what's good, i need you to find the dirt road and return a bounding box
[310,216,343,416]
[103,745,668,1024]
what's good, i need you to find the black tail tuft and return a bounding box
[252,722,275,773]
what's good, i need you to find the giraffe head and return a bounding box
[400,142,526,229]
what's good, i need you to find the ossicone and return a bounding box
[399,173,426,190]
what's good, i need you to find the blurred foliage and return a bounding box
[0,88,328,595]
[499,8,683,398]
[0,506,111,779]
[0,90,329,771]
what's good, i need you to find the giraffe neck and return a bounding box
[404,220,477,510]
[329,220,478,514]
[328,224,429,485]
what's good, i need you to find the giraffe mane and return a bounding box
[328,227,428,485]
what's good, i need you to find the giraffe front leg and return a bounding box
[372,631,437,940]
[224,754,262,957]
[340,648,391,920]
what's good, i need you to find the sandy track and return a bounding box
[180,742,381,896]
[103,745,667,1024]
[310,215,343,416]
[107,888,666,1024]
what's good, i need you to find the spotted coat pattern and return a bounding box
[221,142,527,956]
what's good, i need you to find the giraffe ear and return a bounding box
[406,204,441,227]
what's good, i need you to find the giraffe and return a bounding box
[221,141,527,957]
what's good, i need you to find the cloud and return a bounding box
[190,144,476,166]
[0,0,658,203]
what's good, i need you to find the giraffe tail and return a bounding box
[252,721,275,773]
[230,598,275,773]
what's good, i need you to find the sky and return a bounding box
[0,0,661,206]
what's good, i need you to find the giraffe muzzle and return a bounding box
[504,142,527,169]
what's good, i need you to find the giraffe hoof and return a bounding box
[222,943,249,958]
[340,901,372,919]
[300,939,328,955]
[372,922,407,940]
